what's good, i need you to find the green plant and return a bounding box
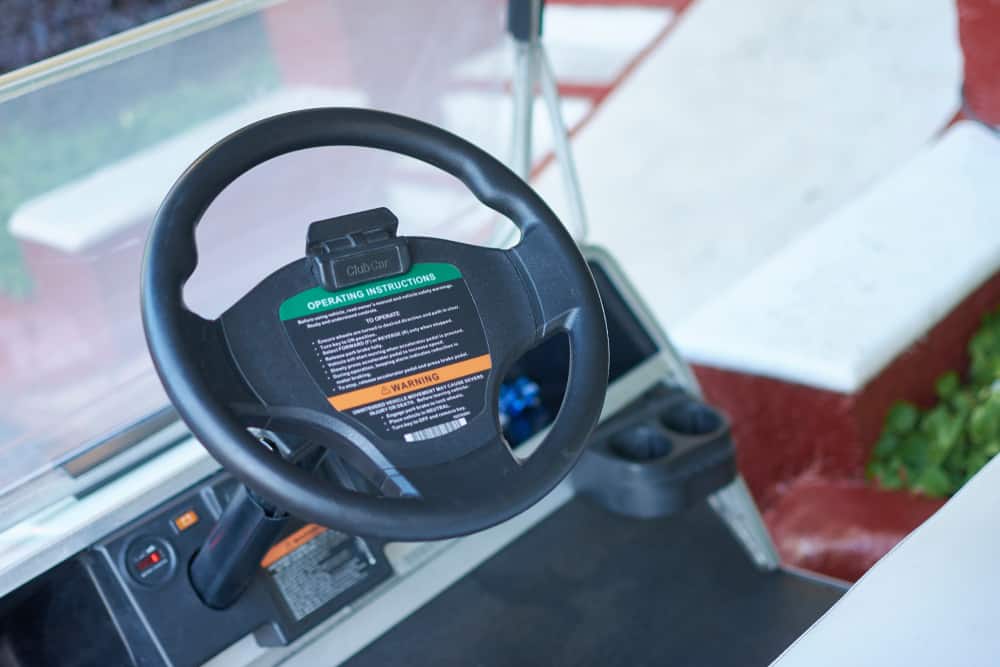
[867,305,1000,497]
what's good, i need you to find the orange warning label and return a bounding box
[260,523,327,568]
[328,354,492,411]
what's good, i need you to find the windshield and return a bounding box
[0,0,585,514]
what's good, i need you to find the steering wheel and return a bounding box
[142,108,609,541]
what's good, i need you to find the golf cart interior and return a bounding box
[3,1,996,666]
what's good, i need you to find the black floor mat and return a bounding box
[346,497,843,667]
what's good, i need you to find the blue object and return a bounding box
[499,376,549,446]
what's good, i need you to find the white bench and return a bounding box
[535,0,962,327]
[674,121,1000,394]
[8,87,365,254]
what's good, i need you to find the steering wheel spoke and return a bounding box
[402,433,522,503]
[172,313,259,407]
[508,224,593,335]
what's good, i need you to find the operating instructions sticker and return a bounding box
[279,262,492,443]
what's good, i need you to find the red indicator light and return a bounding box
[136,550,163,572]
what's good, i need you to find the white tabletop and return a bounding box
[774,450,1000,665]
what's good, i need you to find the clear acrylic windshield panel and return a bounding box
[0,0,569,505]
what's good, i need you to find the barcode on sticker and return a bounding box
[404,417,468,442]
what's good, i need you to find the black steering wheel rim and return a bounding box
[142,108,608,540]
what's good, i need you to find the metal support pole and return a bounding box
[498,0,590,245]
[510,40,538,182]
[537,45,589,240]
[708,476,781,571]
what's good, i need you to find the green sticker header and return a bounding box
[279,262,462,320]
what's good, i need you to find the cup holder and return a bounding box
[660,401,723,436]
[608,424,673,462]
[574,389,736,519]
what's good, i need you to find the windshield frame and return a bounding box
[0,0,277,105]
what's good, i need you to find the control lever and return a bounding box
[189,484,288,609]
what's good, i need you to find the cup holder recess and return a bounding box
[660,401,723,436]
[609,424,673,462]
[572,387,736,519]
